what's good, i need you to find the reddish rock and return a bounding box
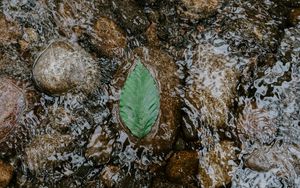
[166,151,199,185]
[0,160,13,188]
[100,165,127,187]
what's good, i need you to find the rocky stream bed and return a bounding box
[0,0,300,187]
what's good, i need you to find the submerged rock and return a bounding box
[0,78,27,158]
[245,143,300,178]
[32,40,99,95]
[198,141,238,188]
[112,47,180,156]
[0,160,13,188]
[184,45,238,131]
[0,13,21,45]
[166,151,199,185]
[177,0,223,21]
[25,133,73,173]
[85,125,115,165]
[91,17,126,58]
[237,102,276,144]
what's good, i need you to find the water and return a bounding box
[0,0,300,187]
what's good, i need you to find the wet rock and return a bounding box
[177,0,223,21]
[112,47,180,155]
[0,160,13,188]
[99,165,127,187]
[91,17,126,58]
[237,102,276,144]
[245,143,300,178]
[0,13,21,45]
[85,125,115,165]
[219,1,283,55]
[112,0,150,34]
[25,133,73,173]
[289,8,300,26]
[184,45,238,131]
[166,151,199,185]
[0,78,26,144]
[32,40,99,95]
[198,141,238,188]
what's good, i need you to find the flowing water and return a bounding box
[0,0,300,187]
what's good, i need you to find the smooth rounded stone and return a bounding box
[32,40,99,95]
[0,13,21,45]
[237,102,276,144]
[184,45,238,131]
[85,125,115,165]
[91,17,126,58]
[245,143,300,178]
[177,0,223,21]
[0,78,26,143]
[25,133,73,173]
[112,47,180,155]
[0,160,13,188]
[99,165,127,188]
[166,151,199,185]
[198,141,238,188]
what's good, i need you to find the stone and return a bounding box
[166,151,199,185]
[0,160,13,188]
[112,47,180,156]
[25,133,73,173]
[184,45,238,131]
[92,17,126,58]
[198,141,238,188]
[0,13,21,45]
[177,0,223,21]
[100,165,127,187]
[32,40,99,95]
[289,8,300,26]
[85,125,115,165]
[237,102,276,144]
[273,0,300,8]
[245,143,300,178]
[0,78,26,143]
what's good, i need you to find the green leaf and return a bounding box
[119,59,160,138]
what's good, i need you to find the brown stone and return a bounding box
[198,141,238,188]
[0,14,21,45]
[177,0,223,21]
[25,133,73,172]
[290,8,300,26]
[92,17,126,58]
[112,47,180,155]
[0,160,13,188]
[32,40,99,95]
[166,151,199,185]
